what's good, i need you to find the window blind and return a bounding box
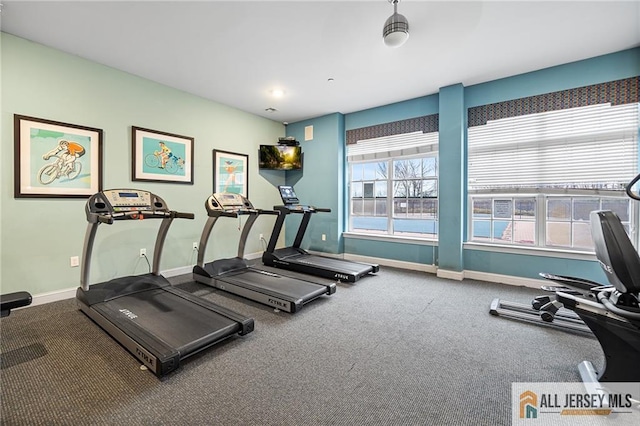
[468,103,639,192]
[347,131,439,162]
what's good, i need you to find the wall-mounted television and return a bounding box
[259,145,302,171]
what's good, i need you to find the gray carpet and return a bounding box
[0,267,602,425]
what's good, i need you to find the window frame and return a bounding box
[349,152,439,239]
[468,191,638,251]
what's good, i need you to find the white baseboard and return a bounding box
[245,251,263,261]
[30,286,77,308]
[20,256,543,311]
[436,269,465,281]
[25,265,196,309]
[343,253,437,273]
[343,253,543,288]
[464,270,545,289]
[161,265,194,278]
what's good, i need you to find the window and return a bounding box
[468,101,639,251]
[348,131,438,238]
[470,194,632,249]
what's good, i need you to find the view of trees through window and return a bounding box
[350,156,438,237]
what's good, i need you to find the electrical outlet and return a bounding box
[322,234,326,241]
[193,242,198,250]
[139,248,146,258]
[70,256,80,267]
[259,233,264,240]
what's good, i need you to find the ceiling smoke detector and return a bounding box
[383,0,409,48]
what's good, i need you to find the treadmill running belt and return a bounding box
[290,254,374,275]
[223,269,329,300]
[93,289,240,353]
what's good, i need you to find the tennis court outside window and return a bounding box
[468,100,639,251]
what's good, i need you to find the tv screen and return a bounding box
[259,145,302,170]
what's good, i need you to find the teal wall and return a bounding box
[345,95,439,130]
[1,33,285,295]
[288,47,640,283]
[437,84,465,272]
[462,48,639,281]
[284,113,345,254]
[344,238,437,265]
[2,32,638,298]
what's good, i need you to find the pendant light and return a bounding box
[383,0,409,48]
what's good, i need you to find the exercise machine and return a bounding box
[262,185,379,282]
[1,292,32,318]
[489,272,599,335]
[489,295,592,335]
[193,192,336,313]
[555,210,640,385]
[489,267,600,335]
[77,189,254,377]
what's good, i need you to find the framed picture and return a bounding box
[213,149,248,197]
[14,114,103,198]
[132,126,194,184]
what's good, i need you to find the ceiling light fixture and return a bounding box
[383,0,409,48]
[270,89,285,97]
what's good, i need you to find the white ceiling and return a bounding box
[1,1,639,124]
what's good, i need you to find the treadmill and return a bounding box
[76,189,254,377]
[193,192,336,313]
[262,185,379,283]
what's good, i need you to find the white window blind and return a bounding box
[347,131,439,161]
[468,103,639,192]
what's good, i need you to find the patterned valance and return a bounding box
[346,114,439,145]
[468,76,639,127]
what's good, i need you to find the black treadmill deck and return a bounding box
[194,260,335,313]
[264,248,378,283]
[77,274,253,376]
[92,289,241,351]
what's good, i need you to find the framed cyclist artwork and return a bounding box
[14,114,103,198]
[131,126,194,184]
[213,149,248,197]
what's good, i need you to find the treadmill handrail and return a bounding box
[279,205,331,214]
[198,207,277,266]
[265,204,331,253]
[207,208,278,217]
[81,202,194,291]
[89,209,193,223]
[256,209,279,215]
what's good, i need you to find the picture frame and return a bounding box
[132,126,194,184]
[14,114,103,198]
[213,149,248,197]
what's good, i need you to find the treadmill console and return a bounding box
[206,192,253,214]
[86,189,169,219]
[278,185,299,206]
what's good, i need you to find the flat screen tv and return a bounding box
[259,145,302,171]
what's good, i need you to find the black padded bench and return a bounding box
[1,291,32,317]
